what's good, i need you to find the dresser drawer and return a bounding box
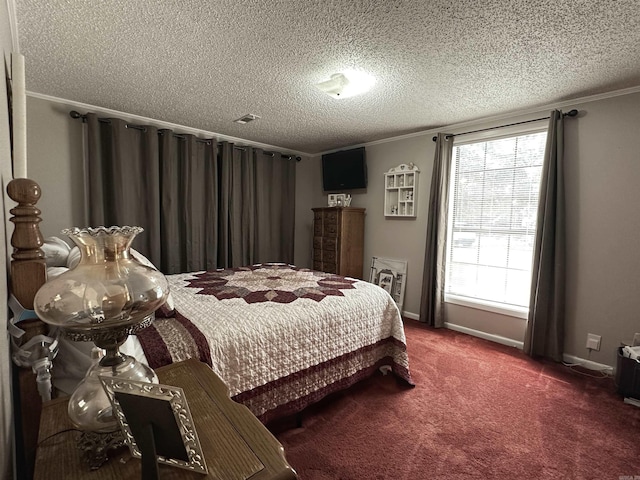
[323,223,338,236]
[322,262,337,274]
[322,237,337,250]
[322,250,336,264]
[323,211,338,225]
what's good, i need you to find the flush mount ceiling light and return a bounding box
[315,71,375,99]
[233,113,261,124]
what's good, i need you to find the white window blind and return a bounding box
[445,130,547,312]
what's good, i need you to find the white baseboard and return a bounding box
[402,311,419,321]
[562,354,614,375]
[444,322,524,349]
[403,313,615,373]
[402,313,522,348]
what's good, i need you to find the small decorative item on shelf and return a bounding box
[33,226,170,468]
[344,194,352,206]
[333,193,346,207]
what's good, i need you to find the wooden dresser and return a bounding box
[312,207,365,279]
[33,359,297,480]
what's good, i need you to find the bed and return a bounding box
[8,178,414,471]
[135,263,413,423]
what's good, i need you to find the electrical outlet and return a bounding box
[586,333,601,351]
[633,333,640,347]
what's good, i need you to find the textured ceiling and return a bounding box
[14,0,640,155]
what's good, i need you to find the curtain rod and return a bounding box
[431,109,579,142]
[69,110,301,161]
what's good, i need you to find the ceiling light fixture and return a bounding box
[315,71,375,99]
[234,113,261,124]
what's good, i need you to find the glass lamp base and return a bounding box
[68,353,157,432]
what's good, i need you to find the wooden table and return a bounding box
[33,359,297,479]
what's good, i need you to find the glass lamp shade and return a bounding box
[34,226,169,432]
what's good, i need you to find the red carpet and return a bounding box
[273,320,640,479]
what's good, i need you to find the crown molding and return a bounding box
[6,0,19,52]
[27,82,640,160]
[317,84,640,156]
[26,91,311,158]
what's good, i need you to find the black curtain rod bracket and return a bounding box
[432,109,579,142]
[69,110,86,121]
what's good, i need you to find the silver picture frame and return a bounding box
[99,376,208,475]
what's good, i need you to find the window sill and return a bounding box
[444,294,528,320]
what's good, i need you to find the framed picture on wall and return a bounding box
[370,257,408,313]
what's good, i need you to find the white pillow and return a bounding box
[66,247,174,311]
[46,266,69,279]
[42,236,71,267]
[65,246,81,269]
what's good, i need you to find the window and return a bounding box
[444,129,547,318]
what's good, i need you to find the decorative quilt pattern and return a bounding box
[185,265,357,303]
[137,264,413,423]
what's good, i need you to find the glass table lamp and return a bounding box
[34,226,169,467]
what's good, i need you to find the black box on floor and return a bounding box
[615,347,640,399]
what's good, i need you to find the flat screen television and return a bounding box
[322,147,367,191]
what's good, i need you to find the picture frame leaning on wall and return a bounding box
[369,257,408,314]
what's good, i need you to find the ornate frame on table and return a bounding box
[100,377,208,475]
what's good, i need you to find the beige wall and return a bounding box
[1,1,15,477]
[25,98,84,236]
[331,92,640,368]
[293,153,322,268]
[26,90,640,372]
[562,93,640,365]
[346,135,433,313]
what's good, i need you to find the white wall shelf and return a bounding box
[384,163,419,217]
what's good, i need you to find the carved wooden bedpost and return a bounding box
[7,178,46,307]
[6,178,47,479]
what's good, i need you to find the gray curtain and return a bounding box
[86,114,162,262]
[216,144,296,268]
[85,115,295,274]
[524,110,565,361]
[255,149,296,263]
[158,130,218,274]
[419,133,453,327]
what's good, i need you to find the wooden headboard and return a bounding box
[6,178,48,479]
